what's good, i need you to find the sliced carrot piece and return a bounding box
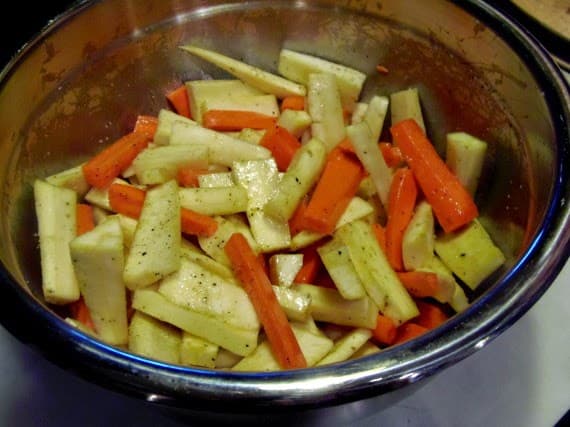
[379,142,404,168]
[134,115,158,140]
[202,110,276,131]
[415,299,449,330]
[69,297,96,332]
[385,167,417,271]
[303,148,365,235]
[82,131,150,189]
[390,119,478,232]
[176,167,209,188]
[280,95,305,111]
[372,313,397,346]
[224,233,307,370]
[371,222,387,254]
[294,244,322,284]
[397,271,440,298]
[166,85,191,118]
[76,203,95,236]
[259,125,301,171]
[394,322,429,344]
[108,183,217,237]
[288,195,310,236]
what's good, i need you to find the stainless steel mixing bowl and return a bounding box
[0,0,569,415]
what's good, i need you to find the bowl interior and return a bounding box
[0,0,566,410]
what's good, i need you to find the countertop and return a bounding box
[1,2,569,426]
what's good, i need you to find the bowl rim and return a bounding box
[0,0,569,412]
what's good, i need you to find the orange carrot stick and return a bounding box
[288,195,310,236]
[415,299,449,330]
[259,125,301,171]
[394,322,429,345]
[76,203,95,236]
[176,167,209,188]
[166,85,191,118]
[337,137,356,155]
[82,131,150,189]
[69,297,96,332]
[180,208,218,238]
[379,142,404,168]
[108,183,217,237]
[280,95,305,111]
[303,148,365,234]
[390,119,478,232]
[385,167,418,271]
[202,110,277,131]
[108,183,146,219]
[134,115,158,140]
[397,271,440,298]
[372,313,397,346]
[224,233,307,370]
[371,223,387,253]
[294,244,322,284]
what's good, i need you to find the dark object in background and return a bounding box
[1,1,75,67]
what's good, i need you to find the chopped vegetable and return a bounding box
[391,119,479,233]
[166,85,191,118]
[202,110,277,131]
[82,131,150,189]
[224,233,307,369]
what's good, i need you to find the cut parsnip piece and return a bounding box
[158,257,260,332]
[390,87,425,133]
[317,236,367,300]
[347,121,392,207]
[351,102,368,125]
[198,172,235,188]
[153,108,196,145]
[132,288,258,356]
[295,284,378,329]
[215,348,243,369]
[132,144,208,185]
[446,132,488,196]
[117,213,137,248]
[316,328,372,366]
[264,137,327,222]
[34,179,80,305]
[198,215,258,266]
[336,219,419,325]
[307,73,346,152]
[185,79,262,124]
[272,285,312,322]
[402,201,435,271]
[233,159,291,252]
[434,219,506,290]
[123,180,181,289]
[170,121,271,166]
[232,323,333,371]
[128,311,181,364]
[278,49,366,111]
[179,186,247,216]
[236,128,266,145]
[277,109,312,138]
[180,238,237,283]
[45,164,89,196]
[180,45,306,98]
[350,341,381,359]
[363,95,389,144]
[180,332,219,368]
[69,216,128,345]
[269,254,304,287]
[290,196,375,250]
